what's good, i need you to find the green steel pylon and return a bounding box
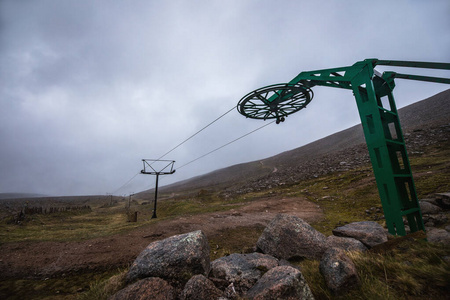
[237,59,450,236]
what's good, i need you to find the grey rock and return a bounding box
[127,230,210,283]
[245,266,314,300]
[425,221,435,227]
[109,277,175,300]
[256,214,328,260]
[327,235,368,252]
[428,214,448,226]
[278,259,302,271]
[209,252,279,294]
[181,274,223,300]
[419,200,442,214]
[319,248,359,294]
[435,193,450,209]
[422,213,448,227]
[332,221,387,248]
[427,228,450,245]
[420,198,440,206]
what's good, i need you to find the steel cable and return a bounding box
[177,120,276,170]
[155,106,236,161]
[112,172,140,195]
[112,107,274,194]
[111,106,235,194]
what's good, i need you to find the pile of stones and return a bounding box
[109,214,396,299]
[417,192,450,244]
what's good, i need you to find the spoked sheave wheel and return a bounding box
[237,83,313,124]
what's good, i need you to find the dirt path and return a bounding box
[0,197,323,279]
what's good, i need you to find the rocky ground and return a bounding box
[1,122,448,282]
[224,123,449,196]
[107,216,387,299]
[1,91,448,298]
[0,197,323,279]
[108,209,447,299]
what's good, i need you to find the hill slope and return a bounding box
[145,89,450,197]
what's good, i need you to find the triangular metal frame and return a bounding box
[141,159,176,218]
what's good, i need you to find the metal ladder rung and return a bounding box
[393,173,412,178]
[378,106,397,116]
[401,207,420,216]
[386,139,404,146]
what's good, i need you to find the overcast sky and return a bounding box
[1,1,449,197]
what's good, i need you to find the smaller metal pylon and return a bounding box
[141,159,176,219]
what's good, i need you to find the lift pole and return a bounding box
[141,159,176,219]
[237,58,450,236]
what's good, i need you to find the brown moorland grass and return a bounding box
[0,142,449,299]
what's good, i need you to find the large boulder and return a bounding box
[245,266,314,300]
[327,235,368,252]
[319,247,359,294]
[127,230,210,283]
[109,277,175,300]
[332,221,387,248]
[426,228,450,245]
[180,274,223,300]
[209,252,279,294]
[256,214,328,260]
[419,200,442,214]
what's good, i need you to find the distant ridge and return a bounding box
[145,89,450,197]
[0,193,48,200]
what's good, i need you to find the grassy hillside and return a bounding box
[1,90,449,299]
[1,133,448,299]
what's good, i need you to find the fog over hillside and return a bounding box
[0,193,48,200]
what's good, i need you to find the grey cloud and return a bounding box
[0,0,449,196]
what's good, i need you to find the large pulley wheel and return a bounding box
[237,83,313,124]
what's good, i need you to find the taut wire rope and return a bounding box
[111,106,235,194]
[112,172,140,195]
[154,106,235,161]
[177,120,276,170]
[112,107,275,194]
